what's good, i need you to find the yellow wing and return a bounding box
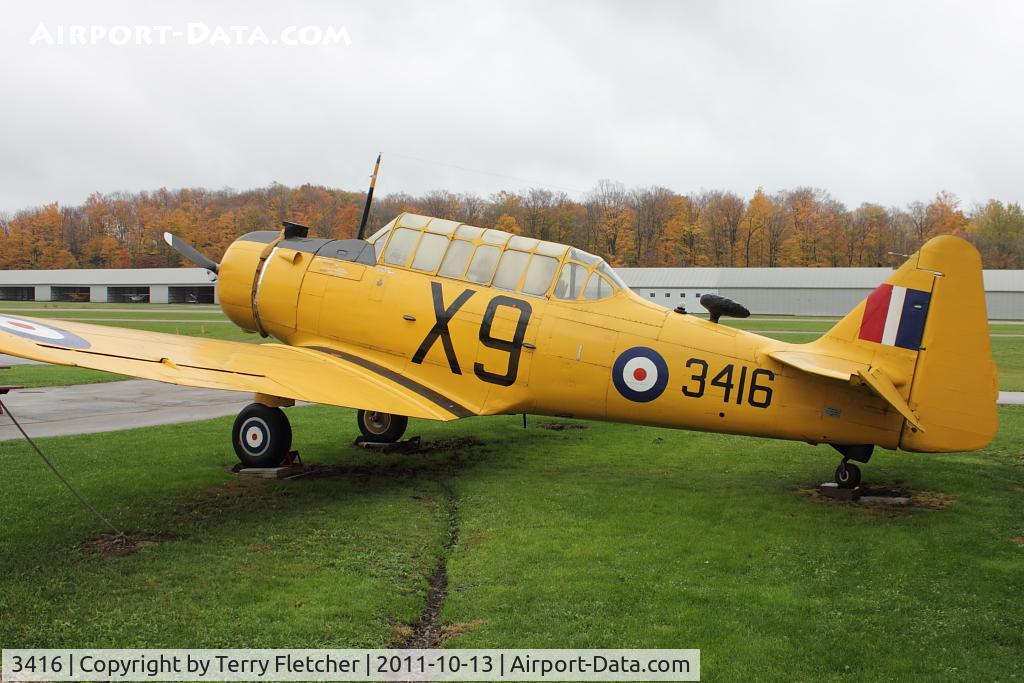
[0,315,472,421]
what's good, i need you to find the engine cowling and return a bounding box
[217,231,280,333]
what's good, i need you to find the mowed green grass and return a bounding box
[1,406,1022,680]
[0,409,449,647]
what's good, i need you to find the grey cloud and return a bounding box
[1,0,1021,213]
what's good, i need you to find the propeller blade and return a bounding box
[163,232,219,274]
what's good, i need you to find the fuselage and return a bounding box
[214,216,905,450]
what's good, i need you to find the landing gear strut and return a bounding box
[232,403,292,468]
[357,409,408,443]
[831,444,873,489]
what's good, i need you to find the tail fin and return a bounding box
[815,235,998,452]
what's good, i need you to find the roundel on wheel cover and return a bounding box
[612,346,669,403]
[239,416,271,457]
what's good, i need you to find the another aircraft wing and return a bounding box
[0,315,472,421]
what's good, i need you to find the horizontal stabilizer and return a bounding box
[767,349,923,431]
[766,349,868,382]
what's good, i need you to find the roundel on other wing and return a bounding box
[612,346,669,402]
[0,315,91,349]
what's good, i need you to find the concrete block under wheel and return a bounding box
[819,483,864,500]
[355,436,422,453]
[234,465,305,479]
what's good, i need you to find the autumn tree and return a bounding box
[658,195,707,266]
[698,191,745,266]
[0,181,1015,270]
[628,186,675,265]
[741,188,782,266]
[0,204,76,268]
[494,213,522,235]
[850,203,890,266]
[969,200,1024,268]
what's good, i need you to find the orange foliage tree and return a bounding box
[1,183,1018,269]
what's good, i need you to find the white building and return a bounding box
[617,267,1023,319]
[0,268,216,304]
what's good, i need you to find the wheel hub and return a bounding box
[364,411,391,434]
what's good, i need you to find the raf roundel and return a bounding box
[0,315,91,349]
[612,346,669,403]
[239,416,271,458]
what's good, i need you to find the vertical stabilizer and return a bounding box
[816,235,998,452]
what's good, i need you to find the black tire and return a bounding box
[232,403,292,468]
[357,410,408,443]
[835,461,862,489]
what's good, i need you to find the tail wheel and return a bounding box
[835,461,862,489]
[232,403,292,468]
[357,410,408,443]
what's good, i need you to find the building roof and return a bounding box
[618,267,1024,292]
[618,267,894,289]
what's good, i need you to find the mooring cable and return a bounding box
[0,396,124,537]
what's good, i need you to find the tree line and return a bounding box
[0,182,1021,270]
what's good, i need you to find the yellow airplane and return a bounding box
[0,213,998,489]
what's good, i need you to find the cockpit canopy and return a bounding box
[367,213,628,301]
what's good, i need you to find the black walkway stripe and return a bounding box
[305,346,475,418]
[38,345,266,377]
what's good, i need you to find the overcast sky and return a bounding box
[1,0,1021,214]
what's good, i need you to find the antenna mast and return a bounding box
[356,154,381,240]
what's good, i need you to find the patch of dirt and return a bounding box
[79,531,178,558]
[391,625,414,642]
[900,489,955,510]
[440,619,488,643]
[536,422,586,431]
[397,483,459,649]
[354,436,483,454]
[290,438,487,482]
[1011,536,1024,545]
[800,484,955,510]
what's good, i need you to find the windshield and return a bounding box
[366,219,395,244]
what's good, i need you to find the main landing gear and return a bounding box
[832,444,874,489]
[231,403,411,468]
[356,409,408,443]
[232,403,293,468]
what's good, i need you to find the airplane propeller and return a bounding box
[163,232,219,274]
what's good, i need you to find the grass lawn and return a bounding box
[1,406,1022,680]
[0,410,448,648]
[992,338,1024,391]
